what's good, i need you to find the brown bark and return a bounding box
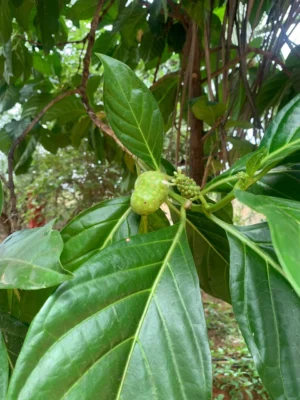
[189,23,204,185]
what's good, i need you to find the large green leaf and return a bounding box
[169,203,231,303]
[61,197,140,271]
[0,221,72,289]
[235,190,300,297]
[0,0,12,44]
[0,330,8,398]
[0,310,28,367]
[217,217,300,398]
[205,94,300,192]
[36,0,60,52]
[99,54,164,169]
[259,94,300,167]
[8,224,212,399]
[249,163,300,201]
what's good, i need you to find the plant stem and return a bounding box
[206,191,235,213]
[142,215,148,233]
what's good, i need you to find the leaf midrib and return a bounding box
[115,223,184,399]
[109,70,160,169]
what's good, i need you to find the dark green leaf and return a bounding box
[113,3,147,48]
[36,0,60,52]
[256,71,290,115]
[191,96,226,127]
[0,310,28,366]
[13,0,34,31]
[66,0,98,20]
[60,197,140,271]
[140,31,165,64]
[42,95,85,124]
[249,163,300,201]
[205,94,300,192]
[22,93,52,119]
[0,81,19,112]
[235,190,300,297]
[215,216,300,399]
[71,116,91,148]
[92,31,118,64]
[169,203,231,303]
[167,22,186,53]
[14,135,37,174]
[151,74,178,130]
[0,221,72,289]
[258,94,300,168]
[99,54,164,169]
[0,0,12,44]
[0,287,54,325]
[8,224,212,399]
[0,330,8,398]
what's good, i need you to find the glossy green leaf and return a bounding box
[169,203,231,303]
[249,163,300,201]
[0,0,12,44]
[8,224,212,400]
[205,94,300,192]
[0,330,8,398]
[259,94,300,167]
[98,54,164,169]
[235,190,300,297]
[36,0,60,52]
[0,221,72,289]
[0,81,18,113]
[191,96,226,127]
[60,197,140,271]
[0,310,28,367]
[214,216,300,399]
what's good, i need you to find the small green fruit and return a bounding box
[131,171,169,216]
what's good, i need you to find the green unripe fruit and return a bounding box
[131,171,169,216]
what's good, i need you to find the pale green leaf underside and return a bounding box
[235,190,300,297]
[8,225,212,400]
[98,54,164,170]
[0,222,72,289]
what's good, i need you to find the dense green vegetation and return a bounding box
[1,0,300,398]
